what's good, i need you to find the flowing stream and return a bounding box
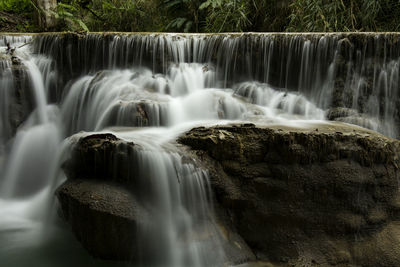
[0,33,399,266]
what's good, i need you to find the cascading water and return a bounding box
[0,66,13,146]
[34,33,400,137]
[109,130,226,267]
[0,32,399,266]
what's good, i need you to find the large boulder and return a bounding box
[56,179,144,261]
[178,122,400,266]
[63,133,136,184]
[58,132,256,265]
[58,124,400,266]
[59,133,141,261]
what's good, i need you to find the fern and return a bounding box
[51,2,89,32]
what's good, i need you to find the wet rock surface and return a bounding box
[9,63,35,131]
[326,107,382,134]
[327,107,359,121]
[58,123,400,266]
[56,179,143,261]
[59,132,256,265]
[63,133,137,184]
[178,123,400,266]
[0,56,35,140]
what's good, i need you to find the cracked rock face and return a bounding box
[178,123,400,266]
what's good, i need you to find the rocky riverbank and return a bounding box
[58,122,400,266]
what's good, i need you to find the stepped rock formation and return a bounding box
[58,122,400,266]
[31,32,400,138]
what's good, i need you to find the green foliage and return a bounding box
[169,0,289,33]
[200,0,251,32]
[163,0,204,32]
[0,0,33,15]
[287,0,400,32]
[0,0,35,32]
[87,0,150,32]
[373,0,400,31]
[251,0,290,32]
[166,17,193,33]
[3,0,400,33]
[55,0,161,32]
[53,2,89,32]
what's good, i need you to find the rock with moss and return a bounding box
[178,122,400,266]
[58,124,400,266]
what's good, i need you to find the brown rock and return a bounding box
[63,133,137,185]
[178,122,400,266]
[56,179,145,260]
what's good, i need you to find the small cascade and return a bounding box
[234,82,325,120]
[60,60,328,136]
[33,55,59,100]
[340,46,400,137]
[0,56,62,199]
[106,130,226,267]
[61,63,246,134]
[23,59,49,123]
[0,43,63,266]
[0,36,36,147]
[0,35,32,46]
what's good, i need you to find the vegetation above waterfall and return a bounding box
[2,0,400,32]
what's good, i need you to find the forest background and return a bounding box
[1,0,400,33]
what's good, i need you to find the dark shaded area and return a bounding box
[3,0,400,33]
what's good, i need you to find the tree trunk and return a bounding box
[34,0,57,30]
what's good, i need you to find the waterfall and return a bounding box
[33,33,400,138]
[0,37,64,266]
[0,67,13,146]
[0,32,399,266]
[106,130,226,267]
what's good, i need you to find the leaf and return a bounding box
[58,11,74,17]
[77,19,89,31]
[199,1,211,10]
[166,17,188,29]
[184,20,192,32]
[58,3,76,11]
[176,17,187,28]
[164,0,182,9]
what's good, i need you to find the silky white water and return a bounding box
[0,33,399,266]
